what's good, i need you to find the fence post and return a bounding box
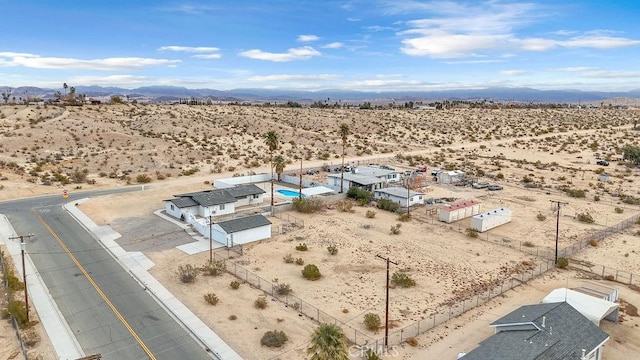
[602,267,605,278]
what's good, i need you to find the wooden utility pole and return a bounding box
[9,234,34,322]
[550,200,568,264]
[376,254,398,348]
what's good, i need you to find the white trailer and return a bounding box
[439,200,481,223]
[470,207,512,232]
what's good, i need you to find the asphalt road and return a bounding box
[0,188,213,360]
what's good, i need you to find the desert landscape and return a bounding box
[1,103,640,359]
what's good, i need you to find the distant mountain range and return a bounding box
[2,85,640,104]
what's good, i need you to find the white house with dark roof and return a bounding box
[373,187,424,207]
[326,172,385,192]
[164,184,265,221]
[211,214,272,246]
[461,302,609,360]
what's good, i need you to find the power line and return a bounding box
[375,254,398,349]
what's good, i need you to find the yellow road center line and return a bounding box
[36,211,157,360]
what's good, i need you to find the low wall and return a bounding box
[214,173,271,188]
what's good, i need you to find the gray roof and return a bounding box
[167,197,199,208]
[462,302,609,360]
[353,166,398,177]
[327,173,383,185]
[374,187,424,198]
[217,214,272,233]
[224,184,265,198]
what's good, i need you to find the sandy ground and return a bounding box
[1,105,640,359]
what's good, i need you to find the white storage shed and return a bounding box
[543,288,619,324]
[470,207,512,232]
[212,214,272,246]
[439,200,481,223]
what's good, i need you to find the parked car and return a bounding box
[431,168,441,175]
[472,182,489,189]
[416,167,427,172]
[487,184,503,191]
[596,160,609,166]
[380,165,395,170]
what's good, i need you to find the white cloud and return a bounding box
[0,52,181,70]
[401,31,505,58]
[193,54,222,59]
[501,70,526,76]
[583,71,640,78]
[248,74,339,82]
[68,75,151,87]
[297,35,320,42]
[239,46,321,62]
[322,42,345,49]
[512,38,557,51]
[554,67,597,72]
[562,36,640,49]
[158,46,220,53]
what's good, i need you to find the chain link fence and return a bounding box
[0,248,29,360]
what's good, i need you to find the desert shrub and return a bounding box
[364,348,381,360]
[295,243,308,251]
[397,213,411,222]
[254,296,268,309]
[405,337,419,347]
[201,260,226,276]
[594,195,600,201]
[336,199,354,213]
[365,210,376,218]
[377,198,400,212]
[6,269,24,292]
[621,196,640,205]
[229,314,237,320]
[496,172,504,179]
[327,244,338,255]
[302,264,321,280]
[590,239,598,247]
[391,272,416,288]
[8,300,28,327]
[465,228,479,238]
[295,257,304,265]
[604,274,615,281]
[177,264,197,283]
[566,188,586,198]
[523,241,535,248]
[230,280,240,289]
[23,328,41,347]
[292,197,324,213]
[204,293,219,305]
[556,257,569,269]
[577,212,595,224]
[136,174,152,183]
[283,253,294,263]
[261,330,288,348]
[390,223,401,235]
[536,213,546,221]
[615,207,624,214]
[274,283,292,295]
[291,302,301,311]
[363,313,381,331]
[347,186,372,203]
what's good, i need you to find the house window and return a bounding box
[220,204,225,210]
[170,204,175,211]
[253,194,259,199]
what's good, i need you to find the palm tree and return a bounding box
[63,83,68,97]
[264,131,279,208]
[273,154,286,182]
[339,123,350,193]
[308,323,349,360]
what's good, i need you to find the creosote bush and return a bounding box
[347,186,372,203]
[254,296,268,309]
[391,271,416,288]
[557,257,569,269]
[336,199,354,213]
[465,228,479,238]
[261,330,288,348]
[177,264,197,283]
[615,207,624,214]
[302,264,321,280]
[230,280,240,289]
[292,197,324,213]
[204,293,219,305]
[397,213,411,222]
[577,212,595,224]
[377,198,400,212]
[363,313,381,331]
[274,283,292,295]
[295,257,304,265]
[390,223,402,235]
[405,337,419,347]
[201,260,226,276]
[365,210,376,218]
[523,241,535,248]
[590,239,598,247]
[536,213,546,221]
[283,253,294,263]
[295,243,308,251]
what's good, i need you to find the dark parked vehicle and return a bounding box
[487,185,503,191]
[596,160,609,166]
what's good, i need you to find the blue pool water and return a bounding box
[276,189,304,198]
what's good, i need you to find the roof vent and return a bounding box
[542,316,546,327]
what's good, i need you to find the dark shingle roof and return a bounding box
[462,302,609,360]
[217,214,272,233]
[167,197,199,208]
[191,190,236,206]
[224,184,265,198]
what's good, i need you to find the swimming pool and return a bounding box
[276,189,304,198]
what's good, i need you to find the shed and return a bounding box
[542,288,619,324]
[437,170,465,184]
[212,214,272,246]
[597,173,610,182]
[373,187,424,207]
[439,200,481,223]
[470,208,512,232]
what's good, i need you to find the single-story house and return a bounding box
[437,170,465,184]
[212,214,272,246]
[470,208,512,232]
[351,166,401,183]
[327,172,385,192]
[165,184,265,220]
[439,200,481,223]
[373,187,424,207]
[542,288,619,325]
[461,302,610,360]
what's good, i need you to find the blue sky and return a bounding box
[1,0,639,92]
